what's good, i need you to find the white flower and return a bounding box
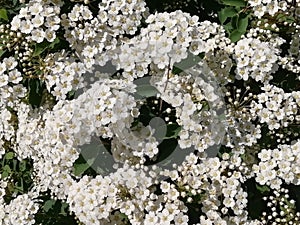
[10,16,21,30]
[249,0,262,6]
[20,20,33,34]
[31,29,45,43]
[258,149,271,161]
[145,211,158,225]
[3,57,18,70]
[0,62,6,75]
[45,29,56,42]
[258,108,271,123]
[160,181,171,193]
[29,3,43,15]
[174,213,189,225]
[266,1,279,16]
[157,36,173,54]
[19,7,29,18]
[8,69,22,84]
[0,74,8,87]
[32,14,45,28]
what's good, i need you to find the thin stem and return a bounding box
[159,62,172,115]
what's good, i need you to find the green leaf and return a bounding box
[256,184,270,194]
[0,9,8,21]
[0,50,6,57]
[231,15,239,29]
[19,160,27,172]
[33,42,48,57]
[33,38,60,57]
[73,159,94,176]
[48,37,60,48]
[163,124,181,139]
[28,78,44,107]
[223,22,233,33]
[134,76,159,98]
[237,15,249,32]
[173,51,203,74]
[5,152,14,160]
[43,199,56,212]
[218,7,237,24]
[229,30,243,42]
[136,84,158,97]
[15,177,24,192]
[3,165,11,172]
[221,0,246,7]
[156,139,178,163]
[2,165,11,178]
[1,171,9,179]
[60,202,69,216]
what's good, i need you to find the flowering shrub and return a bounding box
[0,0,299,224]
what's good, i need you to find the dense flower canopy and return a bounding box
[0,0,299,224]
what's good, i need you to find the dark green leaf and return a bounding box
[237,15,249,32]
[173,52,203,74]
[5,152,14,160]
[256,184,270,194]
[3,165,11,172]
[164,124,181,139]
[223,22,233,33]
[73,159,94,176]
[0,9,8,21]
[19,160,27,172]
[156,139,178,163]
[60,202,69,216]
[221,0,246,7]
[229,30,243,42]
[28,79,44,107]
[0,46,6,58]
[136,85,158,97]
[1,171,9,178]
[48,37,60,49]
[15,178,24,192]
[231,15,239,29]
[33,38,60,57]
[218,7,237,24]
[43,199,56,212]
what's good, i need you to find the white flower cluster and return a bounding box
[44,52,87,99]
[115,11,230,80]
[17,77,137,197]
[62,0,146,69]
[248,0,289,18]
[204,50,233,85]
[225,115,262,150]
[151,64,225,153]
[1,192,40,225]
[280,32,300,73]
[0,180,7,222]
[166,153,258,225]
[253,140,300,189]
[110,124,160,164]
[10,1,61,43]
[115,10,197,78]
[0,57,27,158]
[261,187,300,224]
[250,84,299,130]
[234,38,279,82]
[0,0,299,224]
[223,87,262,149]
[0,57,21,87]
[67,164,188,225]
